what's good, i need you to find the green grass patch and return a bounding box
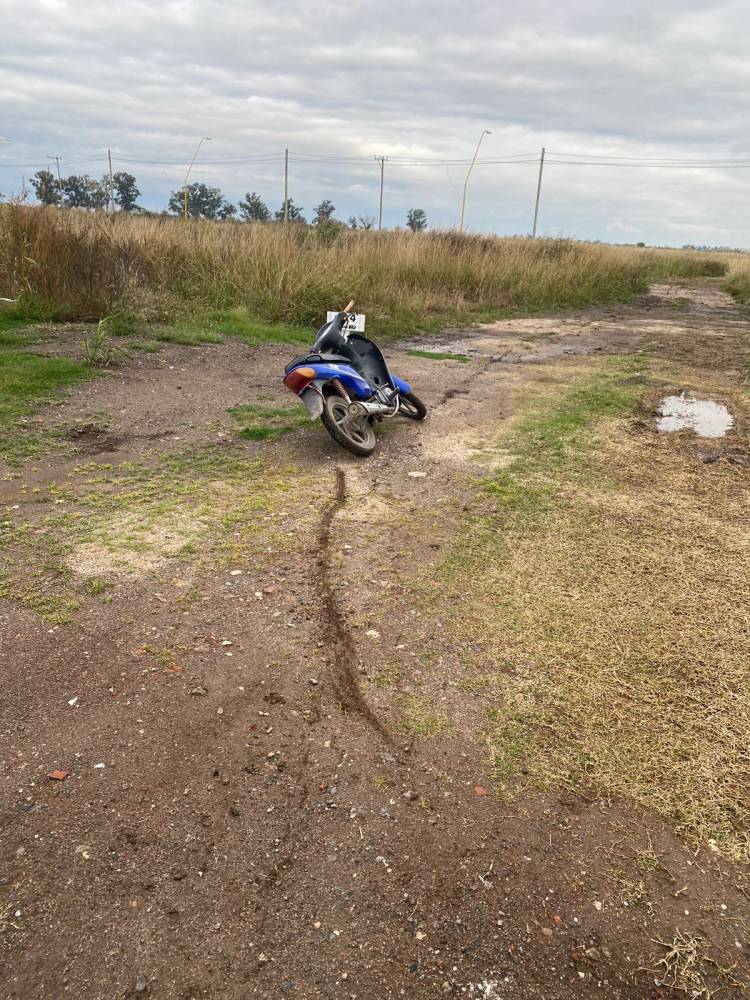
[398,694,450,738]
[0,349,95,463]
[229,401,309,441]
[723,269,750,310]
[146,309,313,348]
[407,349,469,363]
[483,357,648,513]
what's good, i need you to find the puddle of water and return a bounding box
[657,392,733,438]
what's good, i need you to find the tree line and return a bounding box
[28,169,429,231]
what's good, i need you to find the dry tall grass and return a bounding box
[0,205,732,333]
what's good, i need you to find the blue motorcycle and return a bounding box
[283,302,427,456]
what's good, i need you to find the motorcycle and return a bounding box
[282,301,427,456]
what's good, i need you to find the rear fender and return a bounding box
[309,363,373,400]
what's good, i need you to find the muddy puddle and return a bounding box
[657,392,733,438]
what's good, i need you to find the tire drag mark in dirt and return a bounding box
[316,467,395,745]
[434,358,496,408]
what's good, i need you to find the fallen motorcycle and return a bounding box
[282,302,427,456]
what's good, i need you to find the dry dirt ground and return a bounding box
[1,283,749,999]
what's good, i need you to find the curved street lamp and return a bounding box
[459,129,491,232]
[183,136,212,221]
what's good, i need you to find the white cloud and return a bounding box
[0,0,748,245]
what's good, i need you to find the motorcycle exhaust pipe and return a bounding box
[349,400,392,417]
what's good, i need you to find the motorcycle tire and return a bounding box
[399,391,428,421]
[321,395,377,457]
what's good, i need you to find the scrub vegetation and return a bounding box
[0,204,734,339]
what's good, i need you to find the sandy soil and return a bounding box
[1,282,748,999]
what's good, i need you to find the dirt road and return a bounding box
[1,282,748,998]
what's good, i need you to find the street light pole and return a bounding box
[459,130,491,232]
[183,136,212,221]
[375,155,387,230]
[531,147,546,239]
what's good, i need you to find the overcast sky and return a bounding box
[1,0,749,246]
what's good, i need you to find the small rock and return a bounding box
[257,952,269,964]
[189,687,208,697]
[229,569,243,576]
[134,974,148,993]
[15,847,25,858]
[403,790,418,801]
[541,927,553,938]
[229,805,240,817]
[585,947,601,961]
[408,471,427,478]
[216,707,224,715]
[365,628,380,639]
[593,900,603,911]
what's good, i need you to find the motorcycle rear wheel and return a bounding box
[321,396,376,457]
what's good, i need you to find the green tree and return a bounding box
[168,183,234,220]
[313,199,336,224]
[31,169,61,206]
[112,172,140,212]
[274,198,306,223]
[406,208,427,232]
[87,178,108,211]
[63,175,107,209]
[238,191,270,222]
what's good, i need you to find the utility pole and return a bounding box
[284,148,289,222]
[183,136,212,221]
[49,155,63,203]
[532,147,545,239]
[107,148,114,213]
[459,130,491,232]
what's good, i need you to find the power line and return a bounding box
[4,147,750,171]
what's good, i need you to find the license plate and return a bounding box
[327,310,366,333]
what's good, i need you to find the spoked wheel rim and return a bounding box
[326,398,375,448]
